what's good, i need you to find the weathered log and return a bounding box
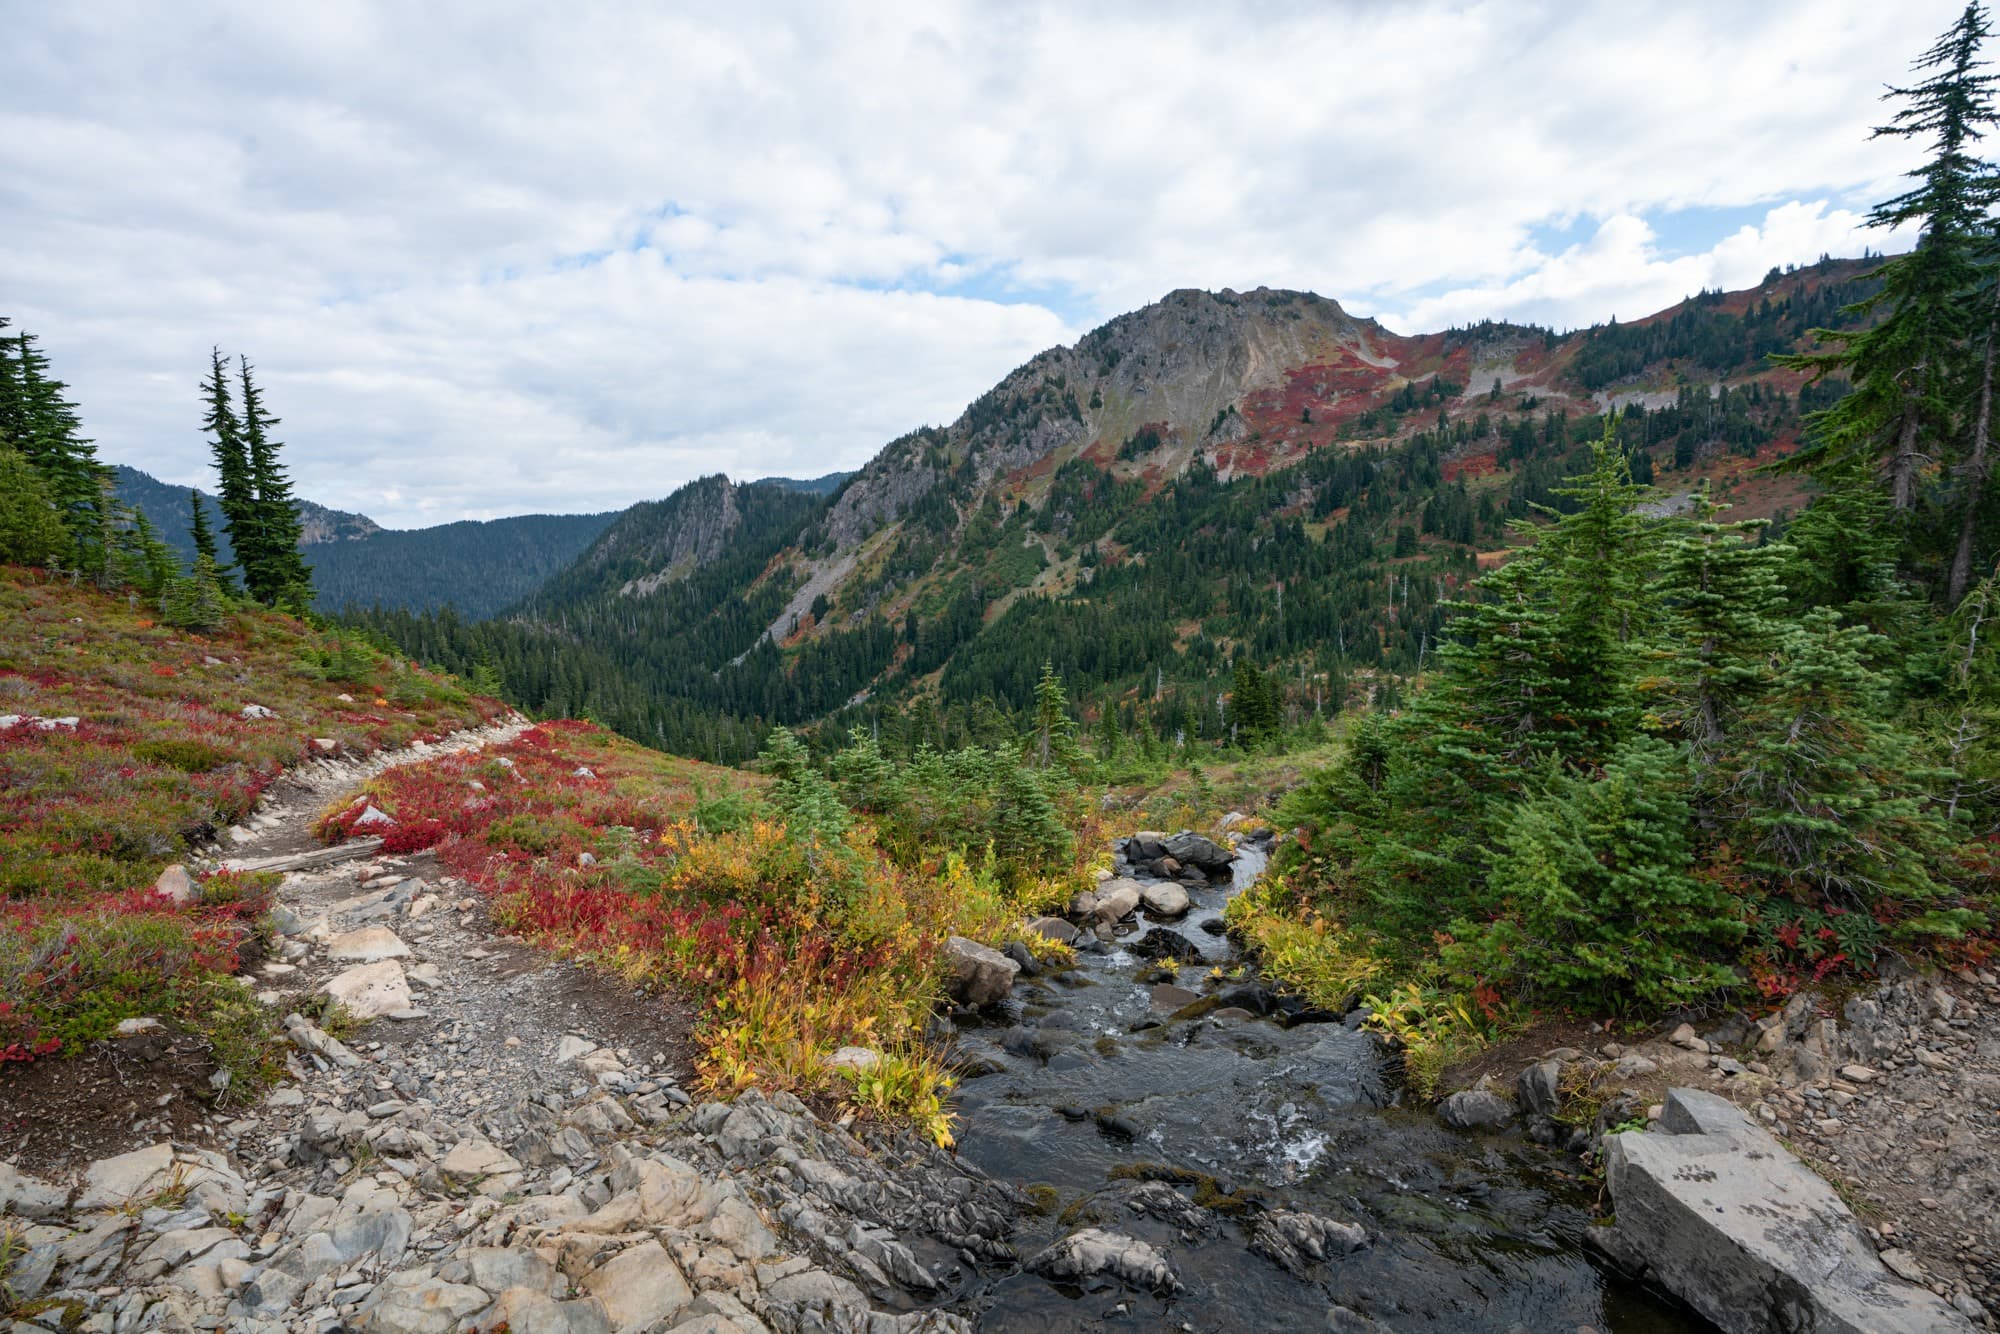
[221,837,384,874]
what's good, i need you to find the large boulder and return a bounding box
[1028,1228,1181,1293]
[1089,878,1143,923]
[1436,1089,1513,1131]
[1129,928,1202,963]
[944,936,1019,1008]
[1597,1088,1972,1334]
[1163,831,1234,873]
[1126,832,1170,862]
[1139,882,1190,917]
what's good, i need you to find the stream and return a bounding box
[945,836,1707,1332]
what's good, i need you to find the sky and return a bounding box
[0,1,1959,528]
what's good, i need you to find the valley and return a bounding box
[6,6,2000,1328]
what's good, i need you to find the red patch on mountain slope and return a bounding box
[1442,449,1500,482]
[1239,352,1401,439]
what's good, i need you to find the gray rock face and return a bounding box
[1139,882,1190,917]
[1025,914,1078,945]
[1249,1210,1369,1275]
[1028,1227,1181,1293]
[942,935,1020,1008]
[1436,1090,1513,1131]
[1597,1088,1973,1334]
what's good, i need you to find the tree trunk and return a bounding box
[1948,293,1999,604]
[1889,393,1924,511]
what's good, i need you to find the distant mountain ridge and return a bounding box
[109,466,615,620]
[357,256,1877,761]
[758,470,854,496]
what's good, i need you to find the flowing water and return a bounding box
[947,841,1707,1332]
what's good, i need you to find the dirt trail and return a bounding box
[2,719,1002,1334]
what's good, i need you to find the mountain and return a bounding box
[110,466,615,620]
[758,470,855,496]
[112,465,380,563]
[305,511,617,619]
[356,257,1878,761]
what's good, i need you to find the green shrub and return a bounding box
[131,738,234,774]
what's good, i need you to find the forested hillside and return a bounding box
[305,510,616,618]
[112,465,379,561]
[112,466,615,620]
[355,258,1881,763]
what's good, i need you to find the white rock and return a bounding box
[581,1240,694,1332]
[240,703,277,720]
[825,1046,882,1072]
[154,864,195,904]
[438,1138,521,1180]
[115,1017,165,1036]
[76,1143,174,1209]
[555,1035,599,1063]
[352,805,397,829]
[322,961,413,1020]
[327,926,411,963]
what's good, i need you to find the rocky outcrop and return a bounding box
[593,475,746,598]
[1596,1088,1972,1334]
[1027,1228,1180,1294]
[1,1078,1003,1334]
[942,936,1019,1008]
[1436,1089,1513,1131]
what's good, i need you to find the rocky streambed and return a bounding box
[931,829,1703,1332]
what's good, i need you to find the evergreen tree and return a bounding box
[116,507,181,601]
[237,357,311,604]
[1780,4,1999,513]
[1655,489,1790,779]
[1029,661,1081,770]
[1444,736,1742,1007]
[1727,609,1962,929]
[0,440,69,566]
[186,488,237,594]
[164,554,230,632]
[202,347,256,581]
[2,325,110,572]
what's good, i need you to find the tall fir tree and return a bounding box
[1780,4,1999,519]
[202,347,257,581]
[0,440,69,566]
[2,325,110,573]
[1029,660,1082,771]
[1655,489,1791,783]
[237,357,311,604]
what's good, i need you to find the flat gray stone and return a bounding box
[75,1143,174,1209]
[581,1240,694,1332]
[1598,1088,1972,1334]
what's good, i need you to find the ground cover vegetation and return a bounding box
[312,675,1104,1144]
[0,568,503,1080]
[1,329,505,1091]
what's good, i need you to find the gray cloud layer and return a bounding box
[1,1,1952,525]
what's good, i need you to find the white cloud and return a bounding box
[1392,200,1911,333]
[0,0,1965,525]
